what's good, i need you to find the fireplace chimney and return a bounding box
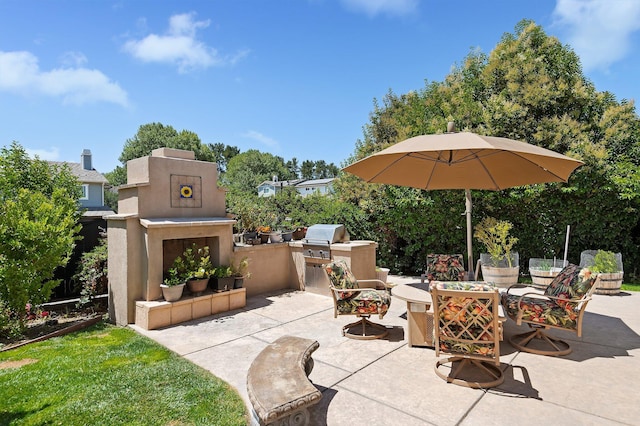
[81,149,92,170]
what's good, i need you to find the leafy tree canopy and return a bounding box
[339,20,640,278]
[0,142,82,326]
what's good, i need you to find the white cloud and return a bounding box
[242,130,280,149]
[123,12,247,73]
[25,147,60,161]
[553,0,640,71]
[341,0,418,17]
[0,50,129,106]
[59,51,88,67]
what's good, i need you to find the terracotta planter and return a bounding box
[292,227,306,240]
[187,278,209,296]
[160,283,185,302]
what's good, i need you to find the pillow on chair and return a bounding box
[324,260,358,300]
[544,264,597,300]
[425,254,466,282]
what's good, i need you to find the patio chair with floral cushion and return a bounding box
[501,263,598,356]
[323,260,392,340]
[431,281,503,388]
[420,254,466,285]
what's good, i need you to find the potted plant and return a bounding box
[581,249,624,295]
[376,266,390,283]
[231,257,251,289]
[211,265,234,292]
[474,217,519,288]
[182,244,214,296]
[160,264,187,302]
[528,258,567,289]
[257,226,271,244]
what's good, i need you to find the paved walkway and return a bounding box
[131,277,640,426]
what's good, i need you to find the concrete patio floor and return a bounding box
[131,276,640,426]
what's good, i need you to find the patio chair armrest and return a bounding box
[505,284,540,295]
[330,287,369,296]
[358,279,386,290]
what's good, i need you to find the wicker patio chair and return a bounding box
[501,264,598,356]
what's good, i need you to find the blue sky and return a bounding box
[1,0,639,174]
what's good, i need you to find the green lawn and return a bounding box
[0,321,247,426]
[621,283,640,292]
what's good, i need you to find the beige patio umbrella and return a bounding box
[343,128,584,279]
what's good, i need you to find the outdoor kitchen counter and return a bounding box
[287,240,379,249]
[290,240,379,296]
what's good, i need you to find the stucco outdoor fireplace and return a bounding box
[106,147,380,330]
[106,148,244,329]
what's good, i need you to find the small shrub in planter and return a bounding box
[231,257,251,289]
[211,265,234,292]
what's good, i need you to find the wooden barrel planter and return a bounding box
[480,265,519,288]
[529,269,562,290]
[595,272,624,295]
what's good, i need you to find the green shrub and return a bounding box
[73,237,108,307]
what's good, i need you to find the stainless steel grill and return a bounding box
[302,224,350,294]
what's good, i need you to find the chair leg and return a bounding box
[434,356,504,388]
[509,328,572,356]
[342,316,389,340]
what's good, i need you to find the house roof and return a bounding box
[49,161,108,184]
[257,178,305,189]
[294,178,334,187]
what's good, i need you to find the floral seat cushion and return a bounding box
[432,281,496,292]
[425,254,466,282]
[335,289,391,316]
[502,264,596,330]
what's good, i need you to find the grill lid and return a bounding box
[304,224,349,244]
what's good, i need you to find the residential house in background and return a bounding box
[49,149,115,298]
[294,178,335,197]
[257,176,335,197]
[257,176,304,197]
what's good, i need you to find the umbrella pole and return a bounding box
[465,189,474,280]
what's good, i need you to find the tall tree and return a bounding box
[207,142,240,173]
[300,160,314,179]
[110,123,215,188]
[340,20,640,277]
[222,149,293,195]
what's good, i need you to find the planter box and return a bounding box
[135,288,247,330]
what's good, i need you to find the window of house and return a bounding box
[80,184,89,200]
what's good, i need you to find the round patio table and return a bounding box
[391,283,433,348]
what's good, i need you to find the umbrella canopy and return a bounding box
[343,131,584,278]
